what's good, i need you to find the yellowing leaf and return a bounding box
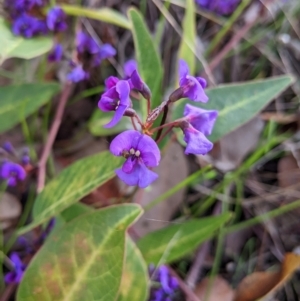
[17,204,143,301]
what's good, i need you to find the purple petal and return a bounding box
[110,130,141,156]
[116,80,131,106]
[178,59,190,80]
[159,266,173,294]
[98,96,115,112]
[67,66,89,83]
[4,272,16,284]
[124,59,137,78]
[104,104,127,128]
[183,126,213,155]
[184,104,218,135]
[137,163,158,188]
[48,43,63,62]
[180,76,209,103]
[196,77,207,88]
[10,253,23,268]
[105,76,119,89]
[131,70,144,91]
[99,44,116,60]
[122,157,137,173]
[137,135,160,167]
[115,161,158,188]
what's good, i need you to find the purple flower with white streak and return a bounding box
[0,161,26,186]
[110,130,160,188]
[98,80,131,128]
[4,253,26,284]
[181,104,218,155]
[48,43,63,62]
[179,59,208,103]
[46,6,67,32]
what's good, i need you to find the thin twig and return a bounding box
[167,267,202,301]
[185,242,210,289]
[37,82,73,193]
[155,106,169,141]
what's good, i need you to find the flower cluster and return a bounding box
[149,265,179,301]
[67,32,116,83]
[5,0,67,38]
[0,142,29,187]
[98,59,217,188]
[196,0,241,15]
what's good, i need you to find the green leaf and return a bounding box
[88,109,133,136]
[137,213,232,265]
[18,151,123,235]
[0,18,53,64]
[128,8,163,118]
[172,75,295,143]
[61,203,93,222]
[17,204,143,301]
[178,0,196,74]
[0,82,60,134]
[117,237,149,301]
[61,5,131,29]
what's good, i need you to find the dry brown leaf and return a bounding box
[195,276,235,301]
[234,253,300,301]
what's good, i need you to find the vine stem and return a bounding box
[37,82,73,193]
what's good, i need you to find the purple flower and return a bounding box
[181,104,218,155]
[48,43,63,62]
[76,32,99,55]
[34,19,48,35]
[149,265,178,301]
[196,0,241,15]
[104,76,119,90]
[93,44,116,66]
[110,130,160,188]
[98,80,131,128]
[124,59,137,78]
[3,142,14,154]
[178,59,208,103]
[22,155,30,165]
[46,6,67,32]
[130,70,151,100]
[4,253,26,284]
[0,161,26,186]
[12,13,38,38]
[67,65,89,83]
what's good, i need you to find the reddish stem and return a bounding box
[37,82,73,193]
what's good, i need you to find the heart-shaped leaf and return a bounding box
[117,237,149,301]
[128,8,163,119]
[17,204,143,301]
[137,213,231,265]
[61,5,131,29]
[172,75,294,142]
[18,151,123,235]
[0,18,53,64]
[0,83,60,134]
